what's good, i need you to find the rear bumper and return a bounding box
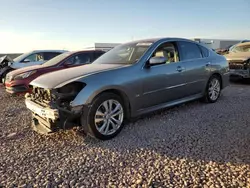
[25,99,83,134]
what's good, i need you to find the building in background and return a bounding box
[0,43,121,59]
[193,38,242,49]
[1,40,248,58]
[84,43,121,51]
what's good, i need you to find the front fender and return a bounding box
[70,85,130,107]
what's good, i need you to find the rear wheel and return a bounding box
[82,93,125,140]
[203,75,221,103]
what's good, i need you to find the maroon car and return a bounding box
[5,50,105,94]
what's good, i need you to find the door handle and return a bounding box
[206,62,211,66]
[176,66,185,72]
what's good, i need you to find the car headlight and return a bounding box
[13,70,36,80]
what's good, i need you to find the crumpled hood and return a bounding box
[7,65,42,77]
[225,52,250,61]
[10,61,44,69]
[31,64,126,89]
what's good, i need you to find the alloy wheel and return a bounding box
[94,99,124,136]
[208,78,221,101]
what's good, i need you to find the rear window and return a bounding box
[42,52,71,66]
[199,45,209,58]
[43,52,62,60]
[178,41,202,61]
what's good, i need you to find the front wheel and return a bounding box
[82,93,125,140]
[202,75,221,103]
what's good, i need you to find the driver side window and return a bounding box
[22,53,44,63]
[152,42,179,64]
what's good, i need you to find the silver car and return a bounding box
[25,38,229,140]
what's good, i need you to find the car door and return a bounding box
[177,41,210,96]
[141,41,187,109]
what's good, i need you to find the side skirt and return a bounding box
[135,93,203,117]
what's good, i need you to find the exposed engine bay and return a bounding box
[228,60,250,70]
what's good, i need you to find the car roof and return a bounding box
[46,50,104,57]
[69,49,106,54]
[241,40,250,43]
[31,50,68,53]
[124,37,199,45]
[236,42,250,47]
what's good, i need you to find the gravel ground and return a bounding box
[0,82,249,188]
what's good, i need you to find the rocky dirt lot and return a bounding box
[0,82,249,188]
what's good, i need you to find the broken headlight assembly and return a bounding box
[51,82,86,110]
[13,70,37,80]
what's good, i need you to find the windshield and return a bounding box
[42,52,71,66]
[13,52,33,62]
[233,45,250,52]
[93,42,153,64]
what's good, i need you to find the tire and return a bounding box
[82,93,126,140]
[202,75,221,103]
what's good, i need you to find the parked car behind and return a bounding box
[224,42,250,78]
[229,40,250,52]
[0,50,67,83]
[25,38,229,140]
[5,50,105,94]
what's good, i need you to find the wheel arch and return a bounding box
[210,72,223,88]
[202,72,223,95]
[90,89,132,120]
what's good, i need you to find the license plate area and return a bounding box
[25,99,59,120]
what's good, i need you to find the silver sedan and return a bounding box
[26,38,230,140]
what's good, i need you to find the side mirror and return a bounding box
[23,59,30,63]
[149,56,167,66]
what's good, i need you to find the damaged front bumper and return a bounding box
[228,60,250,78]
[229,69,250,78]
[25,98,86,134]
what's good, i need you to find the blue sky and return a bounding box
[0,0,249,52]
